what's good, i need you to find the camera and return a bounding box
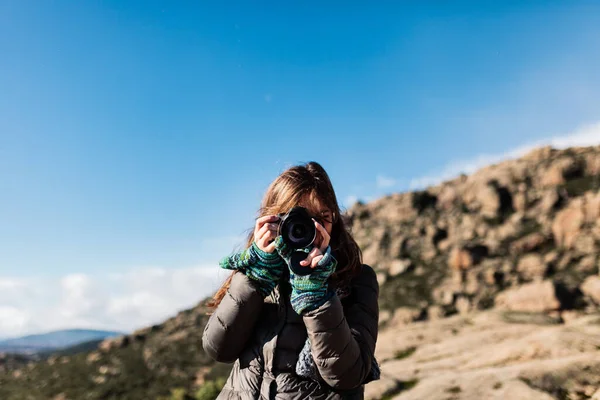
[278,206,316,276]
[278,206,316,249]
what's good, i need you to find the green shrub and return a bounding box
[393,346,417,360]
[195,378,226,400]
[379,379,419,400]
[156,387,187,400]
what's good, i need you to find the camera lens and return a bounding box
[285,218,310,246]
[280,207,316,249]
[291,223,306,240]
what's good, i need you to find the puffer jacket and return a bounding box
[202,264,379,400]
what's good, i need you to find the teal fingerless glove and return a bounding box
[274,236,338,315]
[219,242,285,297]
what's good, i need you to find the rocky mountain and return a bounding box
[0,329,123,355]
[347,145,599,322]
[0,144,599,400]
[346,144,600,400]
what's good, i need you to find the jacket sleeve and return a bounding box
[302,264,379,390]
[202,271,265,363]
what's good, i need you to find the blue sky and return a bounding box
[1,1,600,336]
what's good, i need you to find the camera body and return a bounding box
[278,206,317,276]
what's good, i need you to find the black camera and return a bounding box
[278,206,316,276]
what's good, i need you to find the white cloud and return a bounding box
[0,235,246,339]
[376,175,397,189]
[409,121,600,190]
[544,122,600,148]
[0,306,30,336]
[0,264,226,339]
[0,279,26,290]
[59,274,97,320]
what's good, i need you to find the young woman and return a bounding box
[202,161,379,399]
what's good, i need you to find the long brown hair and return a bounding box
[207,161,362,309]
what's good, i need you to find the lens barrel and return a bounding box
[279,207,316,249]
[279,207,317,276]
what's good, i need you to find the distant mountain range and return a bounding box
[0,329,124,354]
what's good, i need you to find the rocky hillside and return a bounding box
[347,145,600,399]
[347,145,600,322]
[0,145,599,400]
[0,303,229,400]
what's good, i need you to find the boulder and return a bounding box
[432,283,457,306]
[379,310,392,325]
[516,254,547,281]
[484,267,503,286]
[389,308,422,326]
[539,189,561,213]
[510,232,547,254]
[581,276,600,305]
[513,191,528,212]
[544,251,559,265]
[464,270,482,295]
[584,152,600,176]
[541,157,582,187]
[427,305,445,320]
[389,236,408,258]
[99,335,129,352]
[523,145,554,162]
[361,245,379,267]
[449,245,488,271]
[421,248,437,263]
[552,202,584,248]
[541,165,565,187]
[449,248,473,271]
[86,352,101,364]
[593,224,600,241]
[455,296,471,315]
[389,259,412,277]
[584,191,600,223]
[495,281,560,312]
[495,219,521,242]
[478,184,502,218]
[457,214,478,241]
[574,235,597,254]
[437,185,459,210]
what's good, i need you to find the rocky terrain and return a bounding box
[347,144,600,399]
[366,309,600,400]
[0,144,599,400]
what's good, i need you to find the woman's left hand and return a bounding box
[299,219,330,268]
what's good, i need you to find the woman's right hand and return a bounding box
[254,215,280,253]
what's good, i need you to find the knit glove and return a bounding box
[274,236,338,315]
[219,242,286,297]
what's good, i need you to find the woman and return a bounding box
[202,161,379,400]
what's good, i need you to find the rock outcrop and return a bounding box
[347,145,599,321]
